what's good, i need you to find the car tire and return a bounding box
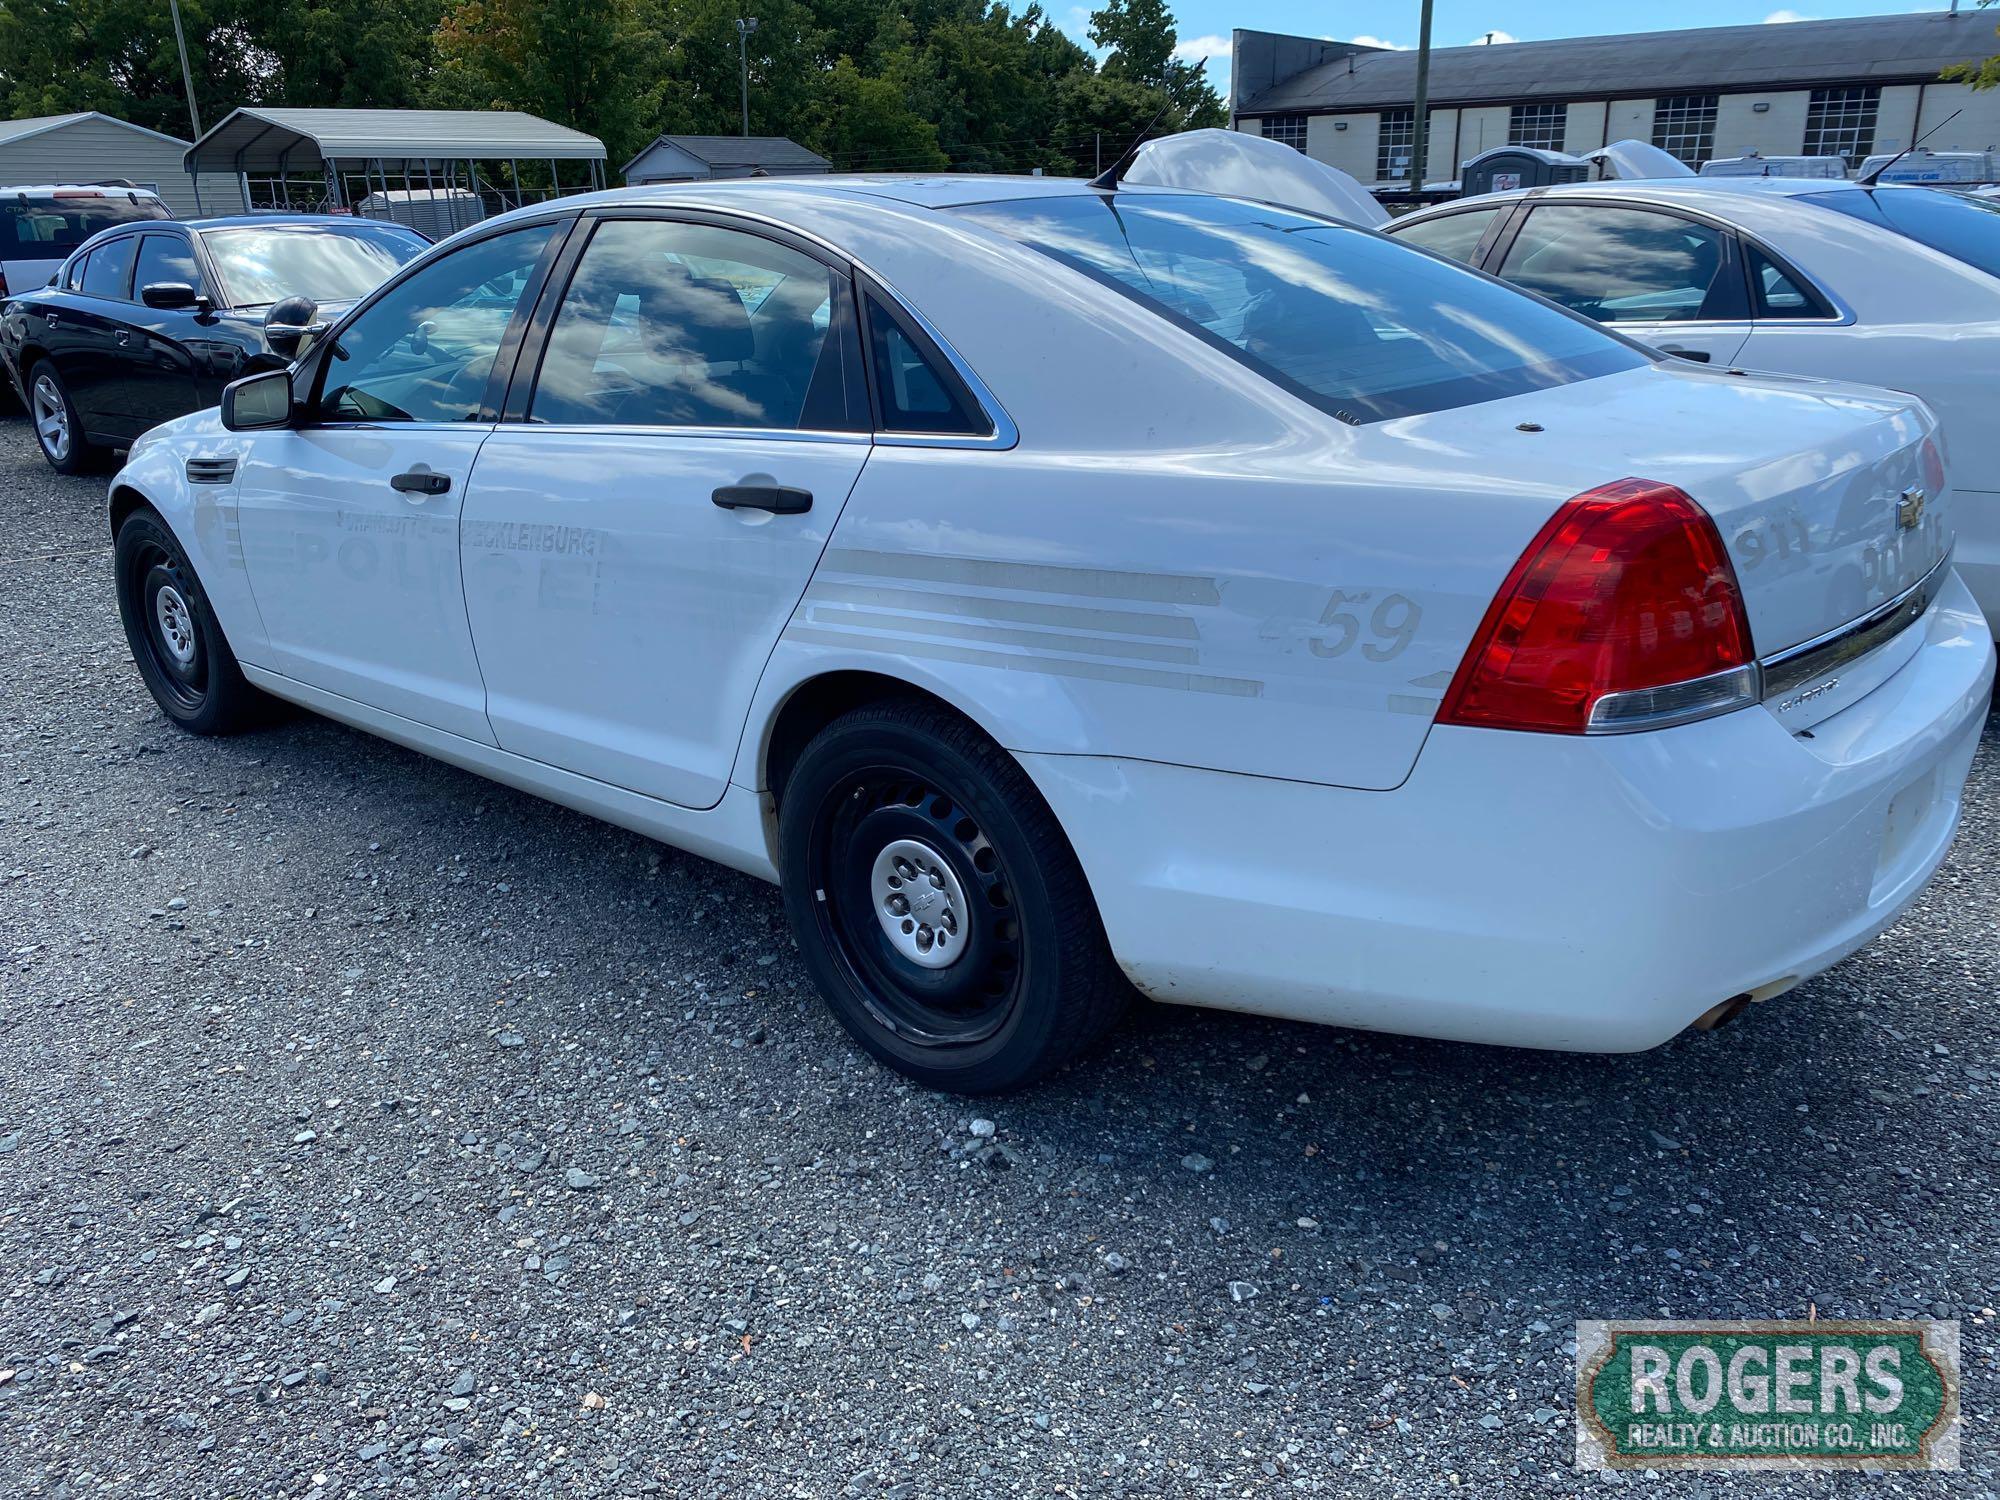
[114,509,271,735]
[778,698,1129,1093]
[26,362,100,475]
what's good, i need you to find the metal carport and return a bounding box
[182,108,607,227]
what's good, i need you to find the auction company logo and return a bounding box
[1575,1320,1959,1472]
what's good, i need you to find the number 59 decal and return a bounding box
[1308,590,1422,662]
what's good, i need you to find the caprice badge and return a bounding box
[1898,486,1926,531]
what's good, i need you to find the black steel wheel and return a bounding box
[779,698,1128,1093]
[114,510,269,735]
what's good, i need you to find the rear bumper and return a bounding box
[1024,571,1994,1052]
[1957,488,2000,638]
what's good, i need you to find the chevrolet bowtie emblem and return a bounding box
[1897,486,1926,530]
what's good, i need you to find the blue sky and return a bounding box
[1051,1,1981,102]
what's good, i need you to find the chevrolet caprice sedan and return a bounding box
[106,176,1995,1092]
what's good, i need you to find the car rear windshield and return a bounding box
[199,222,427,308]
[1,191,170,256]
[952,192,1644,423]
[1801,186,2000,280]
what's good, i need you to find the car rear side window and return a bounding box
[863,292,991,436]
[135,233,204,301]
[1802,187,2000,281]
[1390,206,1503,265]
[1498,204,1732,323]
[1746,244,1832,319]
[954,193,1640,424]
[530,218,862,432]
[80,235,137,300]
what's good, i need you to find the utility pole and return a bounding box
[169,0,202,140]
[1410,0,1434,191]
[169,0,204,213]
[735,17,759,138]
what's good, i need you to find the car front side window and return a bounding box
[135,234,205,302]
[313,221,559,425]
[528,218,857,432]
[1498,204,1732,324]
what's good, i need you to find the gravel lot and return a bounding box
[2,414,1998,1497]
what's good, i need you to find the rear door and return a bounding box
[61,231,141,434]
[460,211,872,810]
[1491,201,1753,367]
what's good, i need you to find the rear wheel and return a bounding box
[778,699,1128,1093]
[114,510,270,734]
[28,363,99,475]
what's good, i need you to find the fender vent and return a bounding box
[185,455,237,485]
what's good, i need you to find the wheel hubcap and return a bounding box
[32,375,68,462]
[871,837,968,968]
[153,585,197,667]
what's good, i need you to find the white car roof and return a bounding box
[1418,176,1883,216]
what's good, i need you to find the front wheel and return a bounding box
[778,700,1129,1093]
[114,510,271,734]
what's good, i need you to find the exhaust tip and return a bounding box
[1690,994,1752,1032]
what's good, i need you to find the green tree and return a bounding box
[1945,0,2000,91]
[1088,0,1223,128]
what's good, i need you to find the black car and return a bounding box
[0,214,428,473]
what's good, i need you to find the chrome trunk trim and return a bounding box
[1759,549,1954,703]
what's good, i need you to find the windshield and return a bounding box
[1802,186,2000,280]
[1,192,169,257]
[199,223,427,308]
[953,193,1644,423]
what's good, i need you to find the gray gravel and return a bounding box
[2,415,1998,1496]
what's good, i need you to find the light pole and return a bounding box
[1410,0,1434,192]
[735,17,759,138]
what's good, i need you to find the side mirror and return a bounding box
[141,281,203,311]
[220,368,293,431]
[263,294,324,360]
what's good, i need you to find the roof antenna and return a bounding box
[1089,60,1205,191]
[1859,107,1962,185]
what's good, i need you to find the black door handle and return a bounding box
[713,484,812,514]
[1659,345,1712,363]
[391,469,451,496]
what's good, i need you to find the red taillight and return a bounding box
[1439,479,1756,735]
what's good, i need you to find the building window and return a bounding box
[1803,86,1879,165]
[1377,107,1415,181]
[1260,114,1308,152]
[1652,94,1718,167]
[1509,102,1567,152]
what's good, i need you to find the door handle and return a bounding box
[712,484,812,515]
[115,330,132,346]
[390,469,451,497]
[44,312,58,327]
[1658,345,1712,363]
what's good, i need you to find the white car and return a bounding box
[1386,177,2000,636]
[106,177,1993,1092]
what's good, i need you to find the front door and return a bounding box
[116,232,206,432]
[461,213,872,809]
[236,220,567,743]
[1492,202,1753,367]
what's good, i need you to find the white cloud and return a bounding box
[1764,9,1811,21]
[1173,34,1231,61]
[1470,29,1519,45]
[1336,33,1410,51]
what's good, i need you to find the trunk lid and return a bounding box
[1421,360,1950,678]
